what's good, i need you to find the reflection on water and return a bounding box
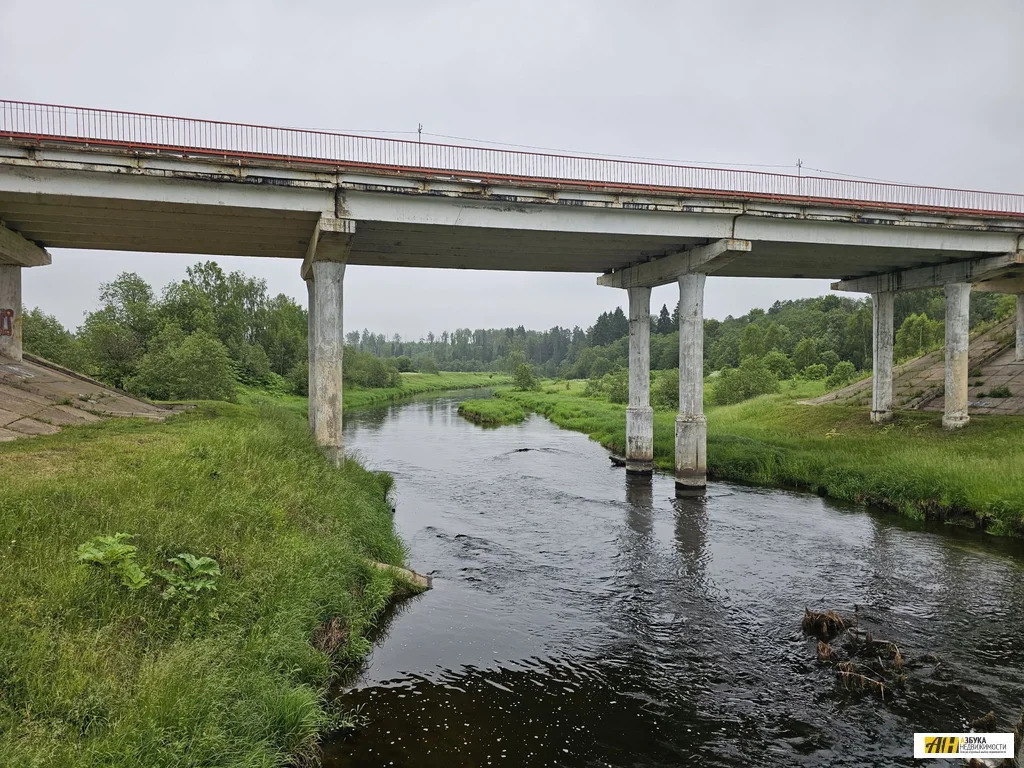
[324,395,1024,767]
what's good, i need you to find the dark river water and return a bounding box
[322,392,1024,767]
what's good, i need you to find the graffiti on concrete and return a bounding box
[0,308,14,336]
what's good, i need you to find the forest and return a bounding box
[22,260,1015,402]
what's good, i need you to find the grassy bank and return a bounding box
[243,371,508,415]
[489,380,1024,535]
[457,397,527,426]
[0,402,413,767]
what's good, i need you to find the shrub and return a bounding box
[802,363,827,380]
[414,355,439,374]
[652,369,679,409]
[346,350,401,389]
[236,342,273,385]
[761,350,795,380]
[712,358,780,405]
[393,356,414,372]
[129,327,237,401]
[826,361,857,390]
[513,363,539,391]
[287,360,309,395]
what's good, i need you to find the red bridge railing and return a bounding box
[2,99,1023,218]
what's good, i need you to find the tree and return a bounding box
[739,324,765,360]
[513,363,538,391]
[894,313,943,361]
[652,369,678,409]
[761,350,795,380]
[655,304,673,334]
[22,308,73,365]
[826,360,857,390]
[792,337,819,371]
[129,327,236,401]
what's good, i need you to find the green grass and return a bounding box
[0,401,413,767]
[242,371,509,414]
[492,378,1024,535]
[457,397,527,426]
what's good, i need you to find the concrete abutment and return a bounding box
[0,264,21,361]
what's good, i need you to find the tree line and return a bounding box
[22,261,1015,402]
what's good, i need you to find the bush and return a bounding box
[802,363,827,380]
[513,363,539,391]
[819,350,840,373]
[345,349,401,389]
[236,342,273,385]
[826,360,857,390]
[712,357,780,405]
[287,360,309,395]
[652,369,679,409]
[394,356,414,372]
[414,355,439,374]
[129,327,237,401]
[761,350,795,380]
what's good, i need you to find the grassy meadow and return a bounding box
[0,401,414,767]
[457,397,527,426]
[492,379,1024,535]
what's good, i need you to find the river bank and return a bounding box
[0,401,416,767]
[484,380,1024,535]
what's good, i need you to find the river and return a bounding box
[322,392,1024,767]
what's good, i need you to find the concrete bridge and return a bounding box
[2,100,1023,495]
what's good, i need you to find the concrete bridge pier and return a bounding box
[302,217,356,466]
[676,272,707,497]
[1017,295,1024,362]
[0,264,22,361]
[870,291,895,424]
[311,260,346,465]
[943,282,971,429]
[625,285,654,474]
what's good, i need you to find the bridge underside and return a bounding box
[1,143,1023,498]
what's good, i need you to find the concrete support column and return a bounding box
[675,272,707,496]
[625,285,653,474]
[870,291,895,424]
[1016,295,1024,363]
[305,278,317,434]
[312,260,346,465]
[942,282,971,430]
[0,265,23,361]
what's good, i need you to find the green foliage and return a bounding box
[826,360,857,390]
[457,397,527,425]
[802,363,828,380]
[236,342,273,385]
[414,355,439,374]
[713,357,780,405]
[77,533,151,591]
[129,327,237,401]
[1,401,406,767]
[761,350,795,380]
[393,355,414,372]
[345,348,401,389]
[894,313,944,361]
[792,337,819,371]
[652,369,679,409]
[22,307,75,365]
[287,360,309,395]
[155,553,222,601]
[513,363,539,391]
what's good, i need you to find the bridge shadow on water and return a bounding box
[324,394,1024,767]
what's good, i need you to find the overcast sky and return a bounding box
[2,0,1021,338]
